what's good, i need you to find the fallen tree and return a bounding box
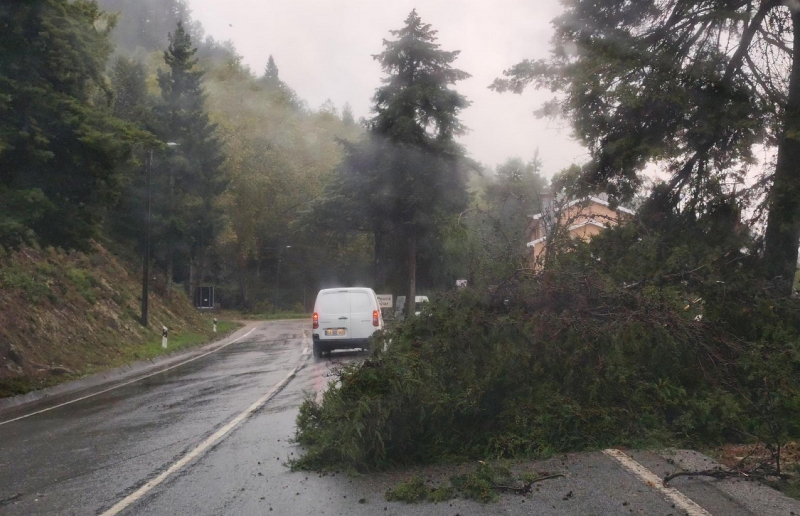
[293,202,800,473]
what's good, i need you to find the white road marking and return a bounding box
[302,347,311,356]
[603,448,713,516]
[101,355,309,516]
[0,327,258,426]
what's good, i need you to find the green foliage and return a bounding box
[293,214,800,472]
[450,463,501,503]
[0,264,50,303]
[0,0,151,249]
[309,10,473,299]
[66,268,99,304]
[203,48,364,309]
[384,476,431,503]
[258,55,299,108]
[95,0,193,52]
[151,21,227,291]
[448,155,548,289]
[383,463,548,504]
[491,0,800,291]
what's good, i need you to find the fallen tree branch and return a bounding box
[492,473,565,494]
[663,469,742,485]
[0,493,22,507]
[663,460,783,486]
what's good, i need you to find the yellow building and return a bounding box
[527,195,634,265]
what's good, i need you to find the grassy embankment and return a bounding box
[0,243,241,398]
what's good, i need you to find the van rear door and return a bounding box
[349,290,375,340]
[318,290,351,339]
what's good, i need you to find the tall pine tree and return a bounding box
[372,10,471,314]
[107,56,160,251]
[316,10,471,312]
[260,54,298,109]
[262,55,281,89]
[156,21,226,295]
[341,102,355,126]
[0,0,147,249]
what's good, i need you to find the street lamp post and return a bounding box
[274,245,291,312]
[141,148,153,327]
[141,142,179,327]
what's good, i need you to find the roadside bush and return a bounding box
[293,245,800,472]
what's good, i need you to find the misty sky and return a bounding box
[188,0,587,174]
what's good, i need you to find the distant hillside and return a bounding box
[0,243,220,397]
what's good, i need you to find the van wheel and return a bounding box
[313,342,322,358]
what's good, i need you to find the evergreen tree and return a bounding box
[341,102,355,126]
[0,0,147,249]
[318,10,472,311]
[371,10,471,314]
[95,0,192,52]
[107,56,159,250]
[262,55,281,89]
[492,0,800,294]
[110,57,151,123]
[156,21,226,294]
[318,99,338,119]
[260,54,299,109]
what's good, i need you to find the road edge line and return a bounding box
[603,448,713,516]
[0,327,257,426]
[100,355,309,516]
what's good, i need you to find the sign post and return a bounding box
[162,326,168,349]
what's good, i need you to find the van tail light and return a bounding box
[313,312,319,329]
[372,310,380,327]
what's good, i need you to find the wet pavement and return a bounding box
[1,320,798,515]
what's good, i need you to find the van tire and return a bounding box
[313,342,323,358]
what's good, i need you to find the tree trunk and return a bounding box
[187,254,194,297]
[166,249,173,297]
[406,230,417,318]
[166,165,175,297]
[764,9,800,294]
[374,224,384,291]
[236,247,249,308]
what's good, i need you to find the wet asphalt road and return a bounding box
[1,320,799,516]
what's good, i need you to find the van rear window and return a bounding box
[320,293,349,314]
[349,292,371,314]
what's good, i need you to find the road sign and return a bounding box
[376,294,393,308]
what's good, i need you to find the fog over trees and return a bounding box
[2,0,799,312]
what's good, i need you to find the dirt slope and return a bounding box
[0,243,216,396]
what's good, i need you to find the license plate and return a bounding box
[325,328,346,336]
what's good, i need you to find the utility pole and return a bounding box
[140,143,179,327]
[141,148,153,327]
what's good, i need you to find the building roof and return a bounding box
[526,220,608,247]
[529,196,635,220]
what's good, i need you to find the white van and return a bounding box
[312,288,384,357]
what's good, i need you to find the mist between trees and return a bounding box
[0,1,552,312]
[5,0,800,489]
[3,0,800,311]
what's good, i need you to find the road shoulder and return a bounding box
[0,321,260,420]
